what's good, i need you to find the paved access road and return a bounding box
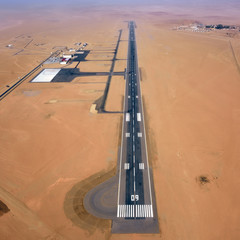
[117,21,154,219]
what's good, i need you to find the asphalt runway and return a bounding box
[117,20,153,217]
[112,21,159,233]
[83,21,159,233]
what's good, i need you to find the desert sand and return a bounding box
[1,2,240,240]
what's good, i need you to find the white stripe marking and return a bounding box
[119,205,122,217]
[139,163,144,170]
[124,163,130,170]
[149,205,152,217]
[126,113,130,122]
[137,113,141,122]
[151,205,153,217]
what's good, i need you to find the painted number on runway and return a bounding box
[131,195,139,201]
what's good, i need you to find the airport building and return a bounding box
[60,54,73,65]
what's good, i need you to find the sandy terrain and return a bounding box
[135,12,240,240]
[1,2,240,240]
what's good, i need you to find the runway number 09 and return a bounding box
[131,195,139,201]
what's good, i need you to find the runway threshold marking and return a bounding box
[117,205,153,218]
